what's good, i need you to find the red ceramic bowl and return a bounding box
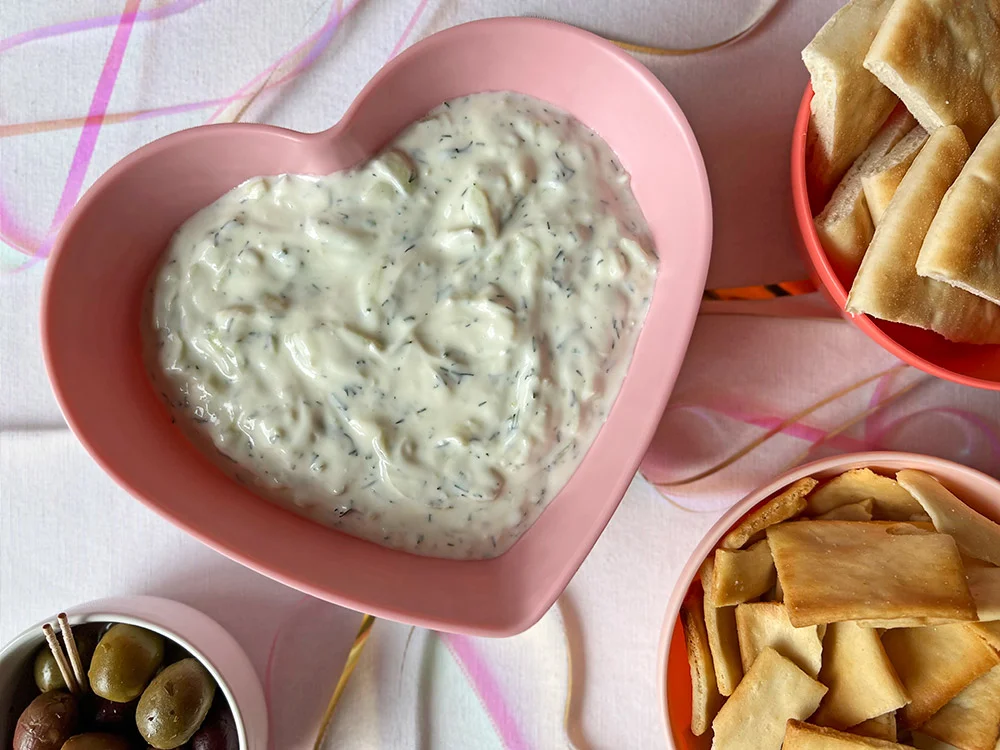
[656,451,1000,748]
[791,85,1000,391]
[42,18,712,636]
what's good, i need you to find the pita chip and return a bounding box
[700,557,743,696]
[968,567,1000,622]
[803,0,899,193]
[680,593,722,735]
[971,620,1000,652]
[814,107,917,279]
[766,521,976,627]
[846,125,1000,344]
[784,721,916,749]
[917,117,1000,304]
[721,477,816,549]
[816,498,875,521]
[711,540,777,607]
[851,714,897,742]
[812,621,910,729]
[735,602,825,679]
[862,126,928,225]
[897,470,1000,566]
[864,0,1000,146]
[882,623,1000,727]
[711,648,827,750]
[909,733,961,750]
[807,469,923,520]
[919,665,1000,750]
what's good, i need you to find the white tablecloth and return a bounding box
[4,1,1000,748]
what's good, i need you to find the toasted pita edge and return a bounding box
[722,477,817,549]
[897,470,1000,566]
[680,593,722,735]
[785,720,916,748]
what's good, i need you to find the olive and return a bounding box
[87,696,137,727]
[88,624,165,702]
[190,699,237,750]
[34,628,98,692]
[33,649,68,693]
[60,734,130,750]
[136,658,216,749]
[13,691,78,750]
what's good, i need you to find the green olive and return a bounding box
[34,628,98,693]
[88,624,165,703]
[60,734,130,750]
[136,658,216,750]
[33,649,67,693]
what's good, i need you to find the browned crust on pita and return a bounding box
[722,477,817,549]
[680,593,722,735]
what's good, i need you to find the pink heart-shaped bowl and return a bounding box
[42,17,711,636]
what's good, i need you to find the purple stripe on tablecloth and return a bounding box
[29,0,142,267]
[0,0,208,54]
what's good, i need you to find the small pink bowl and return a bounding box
[42,18,711,636]
[656,451,1000,748]
[0,596,266,749]
[791,85,1000,391]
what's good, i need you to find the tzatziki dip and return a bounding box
[146,92,657,559]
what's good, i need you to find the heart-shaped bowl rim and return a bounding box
[42,17,712,636]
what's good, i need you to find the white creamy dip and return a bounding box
[146,92,657,559]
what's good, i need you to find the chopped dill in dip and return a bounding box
[145,92,657,559]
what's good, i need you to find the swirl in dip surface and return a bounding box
[146,92,657,559]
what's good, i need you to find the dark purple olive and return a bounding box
[189,699,237,750]
[13,691,79,750]
[90,697,136,726]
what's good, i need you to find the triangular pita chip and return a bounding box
[882,623,1000,727]
[897,470,1000,566]
[917,117,1000,304]
[812,621,910,729]
[846,125,1000,344]
[711,648,827,750]
[864,0,1000,146]
[862,126,928,226]
[803,0,899,193]
[919,665,1000,750]
[807,469,922,520]
[814,108,917,278]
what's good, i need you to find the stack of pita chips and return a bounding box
[678,467,1000,749]
[804,0,1000,344]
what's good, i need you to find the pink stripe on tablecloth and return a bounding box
[0,0,208,54]
[387,0,430,59]
[31,0,143,263]
[441,632,530,750]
